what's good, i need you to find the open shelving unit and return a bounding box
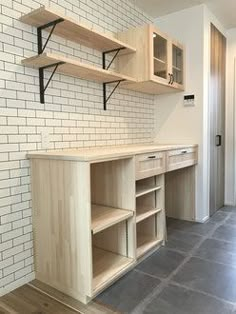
[135,175,165,257]
[137,234,163,258]
[90,158,135,294]
[19,6,136,109]
[92,222,134,293]
[93,246,133,293]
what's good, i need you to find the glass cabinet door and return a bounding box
[153,32,168,80]
[172,44,184,85]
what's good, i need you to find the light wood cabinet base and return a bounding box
[29,144,197,304]
[165,166,196,221]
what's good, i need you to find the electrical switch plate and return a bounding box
[184,94,195,106]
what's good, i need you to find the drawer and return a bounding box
[135,151,166,180]
[166,147,197,172]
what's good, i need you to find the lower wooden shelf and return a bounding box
[22,52,136,84]
[136,207,162,223]
[93,247,134,294]
[137,236,162,258]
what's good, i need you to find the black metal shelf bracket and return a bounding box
[36,18,64,103]
[102,47,125,70]
[103,79,125,110]
[37,18,64,54]
[39,62,65,104]
[102,47,127,110]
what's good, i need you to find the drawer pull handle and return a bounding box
[181,150,187,154]
[148,155,157,159]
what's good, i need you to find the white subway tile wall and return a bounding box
[0,0,154,295]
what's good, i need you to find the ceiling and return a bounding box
[131,0,236,29]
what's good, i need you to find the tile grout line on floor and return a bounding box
[131,211,235,314]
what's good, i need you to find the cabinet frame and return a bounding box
[28,145,197,304]
[117,24,185,94]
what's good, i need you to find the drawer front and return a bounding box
[166,147,197,172]
[135,152,166,180]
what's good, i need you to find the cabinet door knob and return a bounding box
[171,74,174,85]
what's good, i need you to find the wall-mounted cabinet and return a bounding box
[117,24,185,94]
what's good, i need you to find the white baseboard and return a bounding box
[195,215,209,223]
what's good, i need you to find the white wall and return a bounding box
[0,0,154,296]
[225,28,236,205]
[154,4,226,221]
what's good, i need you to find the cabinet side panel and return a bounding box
[31,159,92,302]
[117,25,150,81]
[165,166,195,221]
[156,174,166,241]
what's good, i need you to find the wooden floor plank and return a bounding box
[0,285,78,314]
[0,281,118,314]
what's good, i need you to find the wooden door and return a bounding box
[209,24,226,215]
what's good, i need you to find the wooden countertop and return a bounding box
[27,143,197,162]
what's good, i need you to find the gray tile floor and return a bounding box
[96,206,236,314]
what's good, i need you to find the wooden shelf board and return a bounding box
[91,204,133,234]
[136,185,161,198]
[136,208,162,223]
[137,235,162,258]
[20,6,136,55]
[154,57,166,64]
[122,80,181,94]
[93,247,134,294]
[173,66,182,71]
[22,53,136,84]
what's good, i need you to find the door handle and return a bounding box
[168,73,172,84]
[216,135,222,147]
[171,74,174,85]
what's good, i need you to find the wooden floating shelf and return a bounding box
[22,53,137,84]
[20,6,136,55]
[91,204,133,234]
[137,236,162,258]
[93,247,134,293]
[136,185,161,198]
[136,208,162,223]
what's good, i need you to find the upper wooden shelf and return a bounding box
[20,6,136,55]
[22,53,136,84]
[91,204,133,234]
[136,185,161,198]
